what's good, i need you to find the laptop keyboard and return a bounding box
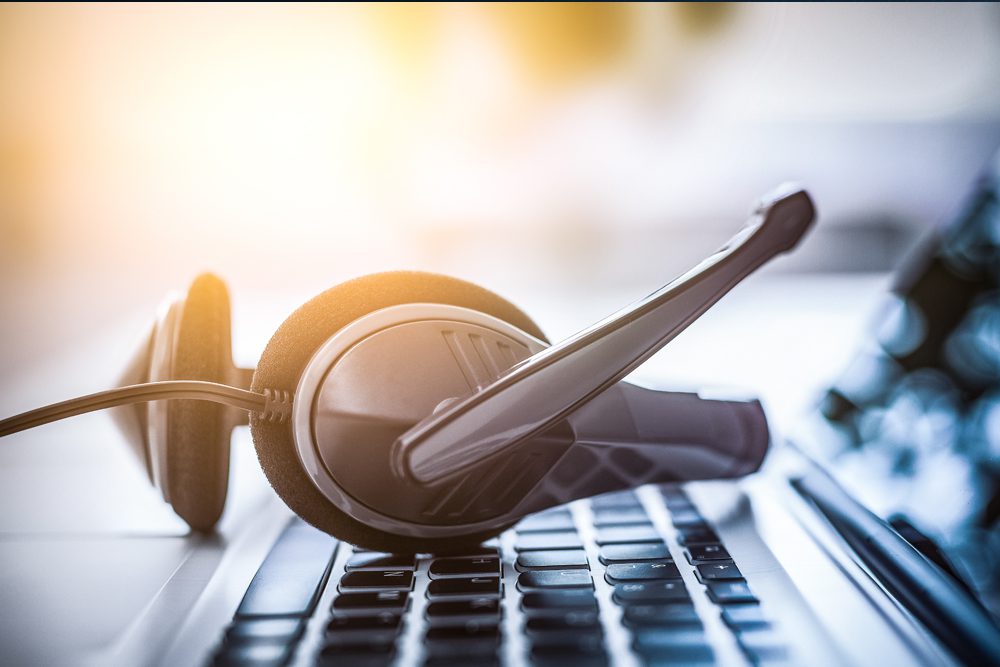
[212,486,789,666]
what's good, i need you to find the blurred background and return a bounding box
[1,2,999,380]
[0,1,997,418]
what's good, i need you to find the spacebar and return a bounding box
[235,518,339,618]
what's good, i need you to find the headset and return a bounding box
[0,185,815,553]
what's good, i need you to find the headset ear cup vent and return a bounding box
[250,271,547,553]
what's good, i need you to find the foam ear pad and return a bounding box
[166,273,234,531]
[250,271,548,553]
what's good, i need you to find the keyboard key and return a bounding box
[633,628,709,647]
[525,507,570,517]
[514,532,583,552]
[696,562,742,581]
[686,544,731,563]
[424,639,498,660]
[590,491,641,509]
[721,604,771,629]
[425,656,498,667]
[663,498,697,513]
[426,577,501,599]
[516,549,589,571]
[522,590,599,612]
[633,630,714,661]
[426,617,503,632]
[424,642,500,667]
[323,629,398,650]
[319,643,395,667]
[429,557,500,579]
[426,598,500,618]
[622,604,702,628]
[526,612,600,632]
[327,612,402,632]
[318,651,395,667]
[659,485,689,503]
[595,526,662,545]
[339,570,413,592]
[332,590,409,613]
[669,509,707,528]
[517,570,594,591]
[225,618,304,644]
[530,633,605,652]
[426,621,500,642]
[235,520,338,619]
[705,580,758,604]
[345,552,416,571]
[215,642,293,666]
[676,528,720,546]
[531,660,610,667]
[663,499,696,514]
[612,581,689,605]
[530,635,607,662]
[634,642,714,665]
[598,543,672,565]
[531,650,608,667]
[516,511,576,533]
[605,562,682,583]
[592,508,650,527]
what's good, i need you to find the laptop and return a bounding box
[3,160,1000,666]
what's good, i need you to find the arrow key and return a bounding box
[696,562,742,581]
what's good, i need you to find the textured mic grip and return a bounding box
[499,384,770,518]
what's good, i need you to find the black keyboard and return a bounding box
[212,486,789,666]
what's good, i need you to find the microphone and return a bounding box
[394,185,814,485]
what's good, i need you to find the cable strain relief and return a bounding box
[258,388,293,424]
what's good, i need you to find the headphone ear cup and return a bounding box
[163,273,239,531]
[111,273,240,532]
[250,271,547,552]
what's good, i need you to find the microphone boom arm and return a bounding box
[393,184,816,486]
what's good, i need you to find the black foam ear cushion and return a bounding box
[167,273,234,532]
[250,271,547,553]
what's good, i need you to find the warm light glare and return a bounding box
[0,2,998,376]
